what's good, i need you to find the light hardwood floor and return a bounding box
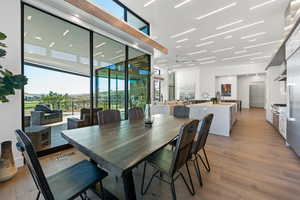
[1,109,300,200]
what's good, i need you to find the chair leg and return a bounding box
[141,162,160,195]
[36,191,40,200]
[179,164,195,195]
[198,148,211,172]
[170,179,177,200]
[193,157,203,187]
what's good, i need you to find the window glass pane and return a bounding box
[90,0,124,20]
[24,5,90,152]
[93,33,126,119]
[127,11,149,35]
[128,47,150,110]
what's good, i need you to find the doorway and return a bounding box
[249,82,265,108]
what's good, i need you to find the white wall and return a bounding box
[237,74,266,108]
[175,69,199,100]
[173,63,266,100]
[0,0,23,167]
[215,76,237,100]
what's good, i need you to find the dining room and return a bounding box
[2,0,300,200]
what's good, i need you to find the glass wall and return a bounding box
[128,47,151,110]
[23,4,151,155]
[153,69,162,102]
[90,0,150,35]
[24,5,90,152]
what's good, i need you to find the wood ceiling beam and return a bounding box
[65,0,168,54]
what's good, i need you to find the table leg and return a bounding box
[122,170,137,200]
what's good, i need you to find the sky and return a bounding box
[25,65,125,95]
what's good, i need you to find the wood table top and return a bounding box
[61,114,193,176]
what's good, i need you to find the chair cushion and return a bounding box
[47,160,108,200]
[146,148,174,175]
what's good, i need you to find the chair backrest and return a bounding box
[170,119,199,175]
[128,107,144,120]
[191,114,214,155]
[81,108,103,125]
[15,129,54,200]
[173,105,190,118]
[97,109,121,125]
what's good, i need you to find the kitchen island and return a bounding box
[152,102,237,136]
[188,103,237,136]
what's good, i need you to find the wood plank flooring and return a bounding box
[1,109,300,200]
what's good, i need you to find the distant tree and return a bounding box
[40,91,71,110]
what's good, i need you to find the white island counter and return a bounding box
[151,102,237,137]
[188,103,237,136]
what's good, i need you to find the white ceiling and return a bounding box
[120,0,290,69]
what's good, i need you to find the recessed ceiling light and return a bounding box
[250,0,277,10]
[216,20,243,30]
[176,38,188,43]
[250,55,272,60]
[174,0,192,8]
[248,39,257,42]
[63,29,69,36]
[196,41,214,47]
[188,63,195,66]
[196,2,237,20]
[212,47,234,53]
[49,42,55,48]
[94,52,103,57]
[224,35,233,39]
[187,50,207,55]
[241,32,266,39]
[199,60,216,65]
[144,0,156,7]
[171,28,197,38]
[196,56,216,61]
[96,42,106,48]
[234,50,247,54]
[244,40,282,49]
[200,20,264,40]
[35,36,42,40]
[222,52,262,61]
[27,16,32,20]
[176,45,183,48]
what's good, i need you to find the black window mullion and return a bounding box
[125,46,129,120]
[89,31,94,124]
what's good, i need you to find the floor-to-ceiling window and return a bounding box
[23,3,151,155]
[23,5,91,153]
[168,72,176,101]
[93,32,126,119]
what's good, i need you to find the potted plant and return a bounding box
[0,32,27,182]
[0,32,28,103]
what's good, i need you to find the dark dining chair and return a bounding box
[189,113,214,186]
[141,119,199,200]
[15,129,108,200]
[173,105,190,118]
[128,107,144,120]
[97,109,121,125]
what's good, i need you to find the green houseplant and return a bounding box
[0,32,27,103]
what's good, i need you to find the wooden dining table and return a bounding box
[61,114,194,200]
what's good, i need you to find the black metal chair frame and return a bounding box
[15,129,107,200]
[141,119,199,200]
[189,114,213,186]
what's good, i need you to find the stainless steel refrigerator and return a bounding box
[287,47,300,157]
